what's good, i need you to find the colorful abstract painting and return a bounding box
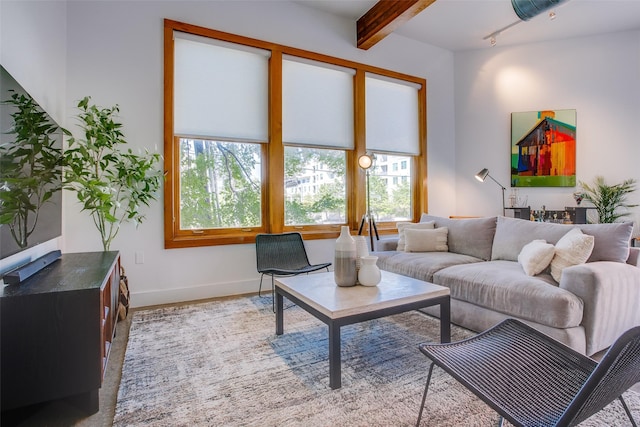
[511,109,576,187]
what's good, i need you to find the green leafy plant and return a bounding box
[64,97,162,251]
[579,176,638,223]
[0,90,68,248]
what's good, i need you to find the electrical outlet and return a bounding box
[135,251,144,264]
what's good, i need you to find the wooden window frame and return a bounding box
[164,19,427,249]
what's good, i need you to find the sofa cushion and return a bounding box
[396,221,435,251]
[419,214,497,261]
[492,217,568,261]
[491,216,632,263]
[550,228,594,282]
[404,227,448,252]
[518,239,555,276]
[579,222,633,263]
[375,251,483,283]
[433,260,584,329]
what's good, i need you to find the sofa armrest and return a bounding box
[561,261,640,355]
[375,237,399,252]
[627,247,640,267]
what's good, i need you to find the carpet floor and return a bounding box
[114,295,640,426]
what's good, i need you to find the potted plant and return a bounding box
[578,176,637,223]
[0,91,68,248]
[63,96,162,251]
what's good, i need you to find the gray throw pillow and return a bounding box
[419,214,497,260]
[579,222,633,263]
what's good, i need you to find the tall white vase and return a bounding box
[334,226,357,287]
[358,255,381,287]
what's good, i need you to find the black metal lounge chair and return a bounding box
[256,232,331,312]
[416,318,640,427]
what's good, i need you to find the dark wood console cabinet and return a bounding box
[1,251,120,414]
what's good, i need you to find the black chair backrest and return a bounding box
[560,325,640,425]
[255,233,313,273]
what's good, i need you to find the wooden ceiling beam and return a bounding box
[357,0,436,50]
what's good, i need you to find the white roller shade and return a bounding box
[173,32,269,142]
[365,74,420,155]
[282,57,354,149]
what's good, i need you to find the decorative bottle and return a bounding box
[334,226,357,287]
[353,235,369,275]
[358,255,381,287]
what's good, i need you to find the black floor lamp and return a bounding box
[475,168,506,216]
[358,153,379,249]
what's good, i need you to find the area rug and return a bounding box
[114,296,640,426]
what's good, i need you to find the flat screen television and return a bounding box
[0,65,63,260]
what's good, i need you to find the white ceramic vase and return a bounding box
[358,255,381,287]
[334,226,357,287]
[353,235,369,272]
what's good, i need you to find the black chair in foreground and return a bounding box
[416,318,640,427]
[256,232,331,312]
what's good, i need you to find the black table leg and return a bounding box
[440,297,451,343]
[328,321,341,389]
[276,290,284,336]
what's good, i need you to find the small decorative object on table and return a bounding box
[358,255,381,287]
[508,188,519,207]
[334,226,357,287]
[354,235,369,272]
[573,191,584,206]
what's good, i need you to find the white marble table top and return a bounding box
[275,270,449,320]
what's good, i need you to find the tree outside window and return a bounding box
[368,154,412,222]
[179,138,261,229]
[284,146,346,225]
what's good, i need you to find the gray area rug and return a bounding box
[114,296,640,426]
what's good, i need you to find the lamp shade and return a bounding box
[358,154,373,170]
[475,168,489,182]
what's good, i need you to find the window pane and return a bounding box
[284,147,346,225]
[179,138,262,229]
[365,74,420,155]
[282,57,354,148]
[369,154,412,221]
[174,34,269,141]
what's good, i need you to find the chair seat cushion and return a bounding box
[433,260,584,328]
[261,263,330,276]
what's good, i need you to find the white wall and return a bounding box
[6,1,639,307]
[0,0,67,274]
[0,1,67,124]
[63,1,456,307]
[454,31,640,227]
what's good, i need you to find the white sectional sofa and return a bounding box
[375,215,640,356]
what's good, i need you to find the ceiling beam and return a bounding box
[357,0,436,50]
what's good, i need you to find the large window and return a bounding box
[164,19,426,248]
[282,57,353,228]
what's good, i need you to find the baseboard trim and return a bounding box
[131,279,260,308]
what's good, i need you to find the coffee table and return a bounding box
[274,270,450,389]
